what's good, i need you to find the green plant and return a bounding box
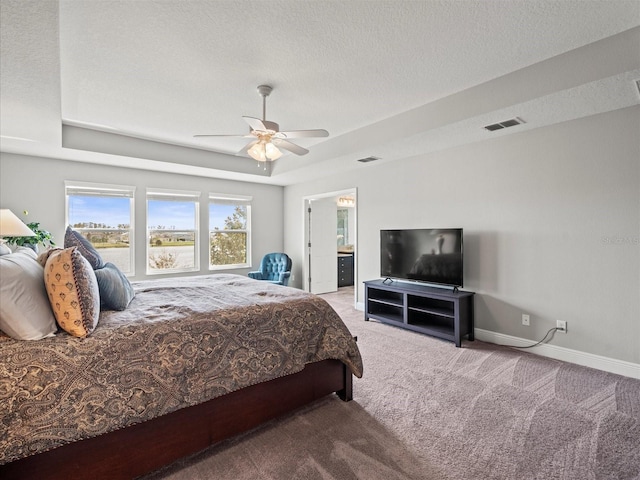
[3,217,56,249]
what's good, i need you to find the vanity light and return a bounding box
[337,197,355,208]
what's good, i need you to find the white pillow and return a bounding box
[0,251,57,340]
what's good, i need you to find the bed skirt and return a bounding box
[0,358,353,480]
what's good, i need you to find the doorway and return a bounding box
[303,188,357,306]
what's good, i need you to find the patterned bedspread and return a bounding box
[0,274,362,464]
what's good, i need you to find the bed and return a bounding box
[0,273,363,479]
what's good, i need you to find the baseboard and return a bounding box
[475,328,640,379]
[354,302,638,379]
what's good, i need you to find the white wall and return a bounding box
[284,106,640,365]
[0,153,284,281]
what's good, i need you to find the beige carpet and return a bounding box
[143,287,640,480]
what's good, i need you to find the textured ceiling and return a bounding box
[1,0,640,185]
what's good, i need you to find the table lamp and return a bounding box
[0,209,35,255]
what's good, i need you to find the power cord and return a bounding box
[501,327,561,349]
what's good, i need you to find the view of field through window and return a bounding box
[67,193,249,273]
[147,198,197,272]
[68,195,133,272]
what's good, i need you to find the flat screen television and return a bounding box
[380,228,463,288]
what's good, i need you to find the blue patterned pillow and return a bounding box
[64,226,105,270]
[94,262,135,311]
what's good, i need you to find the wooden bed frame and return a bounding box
[0,359,353,480]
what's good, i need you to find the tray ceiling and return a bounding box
[1,0,639,185]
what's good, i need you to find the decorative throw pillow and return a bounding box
[0,251,58,340]
[37,247,63,268]
[44,247,100,338]
[94,262,135,311]
[64,226,105,270]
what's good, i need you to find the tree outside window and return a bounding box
[209,195,251,269]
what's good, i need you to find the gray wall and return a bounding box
[284,106,640,364]
[0,153,284,281]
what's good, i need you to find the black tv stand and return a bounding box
[364,279,475,347]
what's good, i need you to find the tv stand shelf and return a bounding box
[364,279,475,347]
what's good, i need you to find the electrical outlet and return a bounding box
[556,320,567,333]
[522,314,530,326]
[291,274,295,281]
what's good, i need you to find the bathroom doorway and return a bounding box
[303,188,357,306]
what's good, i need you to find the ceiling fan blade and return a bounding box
[277,129,329,138]
[237,139,259,156]
[272,138,309,156]
[242,116,268,132]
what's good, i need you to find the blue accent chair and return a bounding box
[248,253,292,286]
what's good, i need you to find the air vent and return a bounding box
[357,156,380,163]
[484,117,525,132]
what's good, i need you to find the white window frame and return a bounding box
[209,193,252,270]
[146,188,200,275]
[65,181,136,275]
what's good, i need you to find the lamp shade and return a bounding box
[0,209,36,237]
[247,140,283,162]
[264,142,282,160]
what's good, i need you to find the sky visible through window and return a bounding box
[69,196,239,230]
[210,204,239,230]
[68,196,130,227]
[148,200,195,229]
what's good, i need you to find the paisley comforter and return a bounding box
[0,274,363,464]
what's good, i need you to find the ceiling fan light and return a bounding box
[248,140,282,162]
[265,142,282,160]
[248,142,267,162]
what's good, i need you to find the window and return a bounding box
[209,194,252,269]
[146,189,199,274]
[65,181,135,274]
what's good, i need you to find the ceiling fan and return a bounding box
[194,85,329,162]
